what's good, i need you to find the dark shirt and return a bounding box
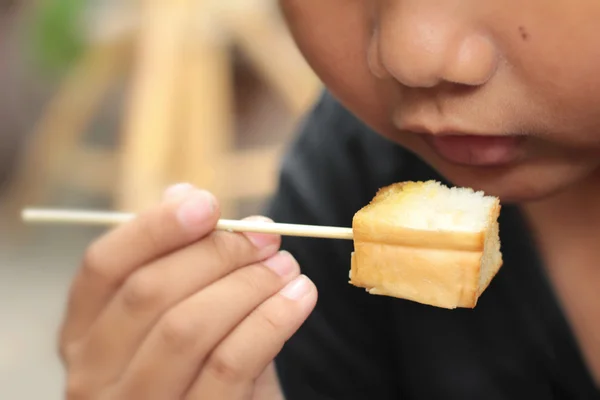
[266,91,600,400]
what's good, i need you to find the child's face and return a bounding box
[280,0,600,201]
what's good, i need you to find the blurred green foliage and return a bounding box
[29,0,87,74]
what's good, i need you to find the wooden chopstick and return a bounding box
[21,208,354,240]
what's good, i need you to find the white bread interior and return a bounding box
[349,181,502,309]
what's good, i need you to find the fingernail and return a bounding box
[280,275,312,300]
[264,251,297,277]
[243,216,279,249]
[163,183,194,202]
[176,190,216,228]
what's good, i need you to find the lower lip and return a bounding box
[423,135,523,167]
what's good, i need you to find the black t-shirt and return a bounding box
[266,91,600,400]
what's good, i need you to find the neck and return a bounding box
[520,172,600,389]
[521,170,600,241]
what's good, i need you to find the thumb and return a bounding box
[61,183,220,346]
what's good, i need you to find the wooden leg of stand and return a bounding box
[219,0,320,117]
[3,41,128,224]
[116,0,189,212]
[174,20,236,217]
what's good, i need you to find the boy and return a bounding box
[57,1,600,399]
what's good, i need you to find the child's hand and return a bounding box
[58,184,317,399]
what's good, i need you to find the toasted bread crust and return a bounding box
[477,201,503,297]
[349,181,503,309]
[350,246,484,309]
[352,181,496,252]
[353,217,487,252]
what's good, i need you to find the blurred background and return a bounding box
[0,0,321,397]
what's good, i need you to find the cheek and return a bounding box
[501,1,600,145]
[279,0,394,133]
[280,0,600,154]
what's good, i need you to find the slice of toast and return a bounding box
[349,181,502,309]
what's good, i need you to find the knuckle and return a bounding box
[137,213,164,251]
[81,241,101,271]
[207,232,237,267]
[236,264,273,295]
[205,230,264,274]
[254,305,288,335]
[81,242,112,283]
[157,313,200,353]
[65,374,92,400]
[206,350,245,383]
[58,341,67,362]
[57,325,70,358]
[59,340,78,364]
[120,272,163,312]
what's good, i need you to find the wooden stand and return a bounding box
[6,0,320,221]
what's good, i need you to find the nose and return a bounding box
[367,4,499,88]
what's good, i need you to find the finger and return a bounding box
[73,216,281,387]
[110,251,300,399]
[60,184,218,349]
[253,362,285,400]
[186,274,317,400]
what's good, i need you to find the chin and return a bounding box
[431,164,594,205]
[404,143,596,204]
[441,173,568,204]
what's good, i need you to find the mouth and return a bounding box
[421,134,524,167]
[418,132,525,167]
[399,125,525,167]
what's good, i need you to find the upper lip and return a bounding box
[397,123,503,138]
